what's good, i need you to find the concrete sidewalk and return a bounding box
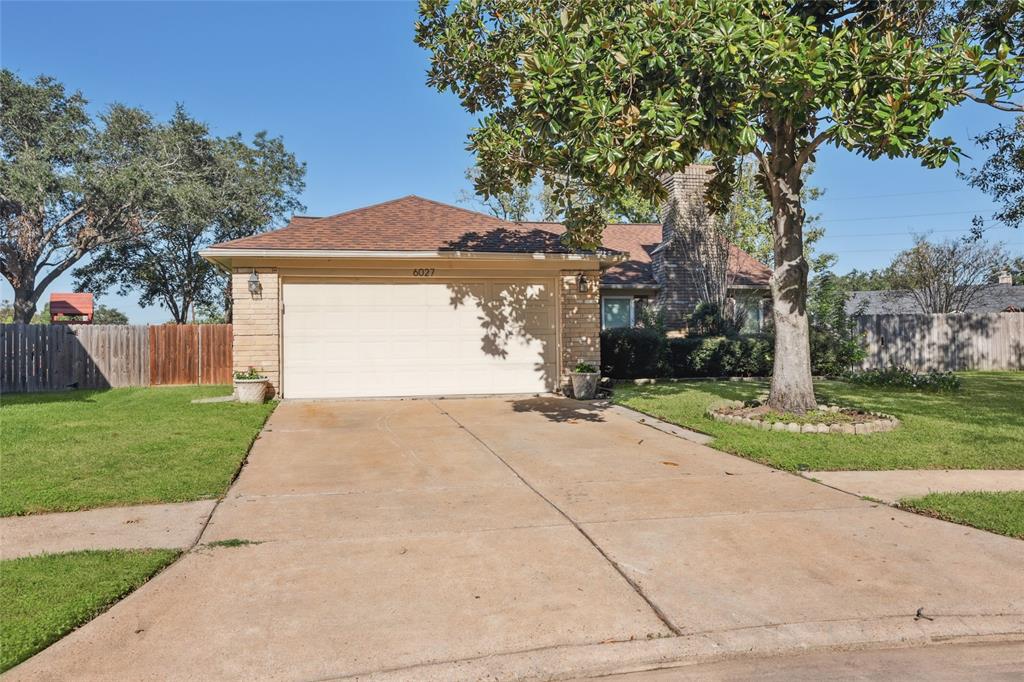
[805,469,1024,503]
[10,397,1024,680]
[0,501,215,559]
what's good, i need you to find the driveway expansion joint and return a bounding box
[430,400,683,637]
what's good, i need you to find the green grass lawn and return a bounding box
[899,491,1024,539]
[0,549,180,672]
[0,386,275,516]
[613,372,1024,471]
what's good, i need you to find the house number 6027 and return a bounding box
[412,268,435,277]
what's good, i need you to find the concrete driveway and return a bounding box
[11,397,1024,680]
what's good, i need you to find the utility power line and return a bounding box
[820,227,1001,239]
[834,241,1023,254]
[820,188,972,201]
[825,210,991,223]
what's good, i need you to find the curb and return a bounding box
[355,615,1024,681]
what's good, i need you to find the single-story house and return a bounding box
[202,165,770,399]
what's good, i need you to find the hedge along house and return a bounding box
[201,165,770,400]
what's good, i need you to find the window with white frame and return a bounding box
[601,297,634,329]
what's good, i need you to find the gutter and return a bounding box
[199,248,624,267]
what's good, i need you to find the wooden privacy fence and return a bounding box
[1,324,233,393]
[856,313,1024,372]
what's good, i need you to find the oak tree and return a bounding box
[74,107,305,324]
[0,71,159,323]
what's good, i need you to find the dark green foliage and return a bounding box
[844,367,963,392]
[666,336,773,378]
[808,273,867,375]
[599,328,772,379]
[600,327,666,379]
[687,302,740,338]
[573,361,597,373]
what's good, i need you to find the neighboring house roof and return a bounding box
[845,285,1024,315]
[522,222,772,289]
[49,292,94,319]
[209,195,771,288]
[211,195,598,255]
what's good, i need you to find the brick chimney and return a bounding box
[659,165,713,246]
[652,165,729,328]
[998,270,1014,285]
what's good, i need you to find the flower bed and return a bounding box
[707,400,899,434]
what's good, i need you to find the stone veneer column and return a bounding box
[231,268,280,397]
[559,270,601,391]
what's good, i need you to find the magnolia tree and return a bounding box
[416,0,1023,412]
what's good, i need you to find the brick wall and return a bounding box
[231,268,280,397]
[559,270,601,391]
[653,165,730,328]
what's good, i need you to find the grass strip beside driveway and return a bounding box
[1,386,275,516]
[613,372,1023,472]
[0,549,180,672]
[899,491,1024,540]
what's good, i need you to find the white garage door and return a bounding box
[282,280,558,399]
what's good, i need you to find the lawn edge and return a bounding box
[0,548,181,673]
[897,494,1024,541]
[2,400,277,672]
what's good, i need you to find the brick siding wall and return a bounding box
[231,268,280,397]
[559,270,601,391]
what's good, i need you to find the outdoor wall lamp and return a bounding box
[577,272,589,293]
[248,269,262,297]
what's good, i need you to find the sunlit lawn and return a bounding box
[0,549,179,672]
[1,386,275,516]
[613,372,1024,471]
[900,491,1024,540]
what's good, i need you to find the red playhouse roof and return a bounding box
[50,293,94,324]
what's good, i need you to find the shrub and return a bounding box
[808,272,867,375]
[687,301,741,337]
[843,366,962,392]
[573,361,597,373]
[600,327,666,379]
[666,336,773,377]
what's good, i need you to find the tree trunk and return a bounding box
[765,148,817,414]
[12,288,38,323]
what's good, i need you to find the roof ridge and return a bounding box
[404,195,517,226]
[309,195,423,223]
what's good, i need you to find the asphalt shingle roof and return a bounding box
[210,195,772,288]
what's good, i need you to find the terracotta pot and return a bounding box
[234,377,268,404]
[569,371,600,400]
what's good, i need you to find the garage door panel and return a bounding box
[283,281,557,399]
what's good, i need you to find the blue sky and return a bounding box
[2,1,1021,323]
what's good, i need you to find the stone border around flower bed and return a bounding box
[706,401,900,435]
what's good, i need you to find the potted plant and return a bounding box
[234,367,268,404]
[569,361,600,400]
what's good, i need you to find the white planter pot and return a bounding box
[234,378,268,404]
[570,371,600,400]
